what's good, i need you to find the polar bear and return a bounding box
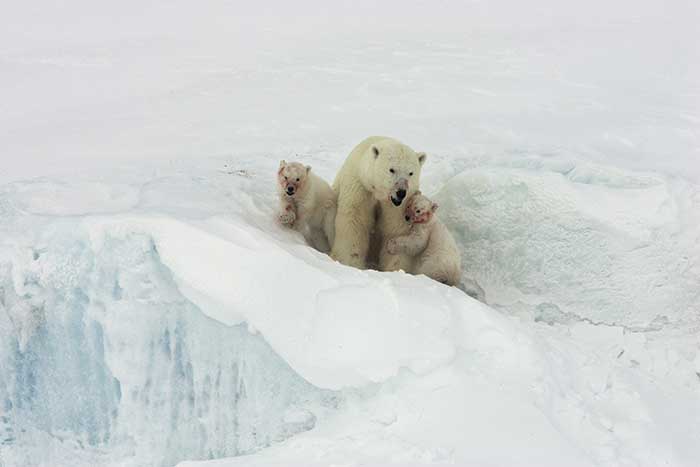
[385,192,462,286]
[331,136,426,269]
[277,160,336,253]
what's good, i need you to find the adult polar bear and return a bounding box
[331,136,426,269]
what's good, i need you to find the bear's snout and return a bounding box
[391,189,407,206]
[405,215,411,222]
[286,186,295,195]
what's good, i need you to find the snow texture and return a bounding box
[1,0,699,466]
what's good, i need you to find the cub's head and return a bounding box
[404,192,438,224]
[368,141,426,207]
[278,160,311,197]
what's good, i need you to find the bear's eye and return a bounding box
[284,176,288,180]
[409,172,413,176]
[296,178,300,182]
[417,209,421,213]
[389,168,395,174]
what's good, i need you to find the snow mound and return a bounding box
[83,214,518,390]
[1,209,567,466]
[436,165,699,326]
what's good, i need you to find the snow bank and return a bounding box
[0,209,593,466]
[83,214,521,390]
[0,226,337,466]
[436,164,700,326]
[0,207,539,461]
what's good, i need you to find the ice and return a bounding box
[0,227,337,467]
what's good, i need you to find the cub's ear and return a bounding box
[431,202,439,212]
[417,152,427,165]
[414,190,422,196]
[279,160,287,168]
[306,165,312,173]
[371,145,380,158]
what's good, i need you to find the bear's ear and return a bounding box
[414,190,422,196]
[305,165,311,173]
[279,160,287,168]
[417,152,427,165]
[431,202,439,212]
[371,145,380,158]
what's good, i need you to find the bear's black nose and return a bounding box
[396,189,406,200]
[286,186,295,195]
[405,215,410,222]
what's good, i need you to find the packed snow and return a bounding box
[1,1,699,466]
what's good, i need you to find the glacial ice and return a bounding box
[0,229,337,467]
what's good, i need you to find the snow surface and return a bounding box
[1,1,699,466]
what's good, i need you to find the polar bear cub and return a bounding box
[277,160,337,253]
[386,192,461,286]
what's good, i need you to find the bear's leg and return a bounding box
[331,198,373,269]
[278,199,296,226]
[322,204,336,249]
[379,246,414,272]
[307,227,331,254]
[386,229,429,256]
[415,258,459,286]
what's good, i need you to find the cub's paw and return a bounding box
[278,211,296,226]
[386,239,399,255]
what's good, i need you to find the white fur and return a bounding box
[331,136,426,269]
[377,199,415,272]
[386,193,462,286]
[277,161,336,253]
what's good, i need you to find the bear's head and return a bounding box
[278,160,311,197]
[404,192,438,225]
[367,141,426,207]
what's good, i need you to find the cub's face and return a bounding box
[405,194,438,224]
[278,161,311,197]
[370,143,426,207]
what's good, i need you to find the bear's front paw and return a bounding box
[386,239,399,255]
[278,211,296,226]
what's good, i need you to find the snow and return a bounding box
[436,165,699,326]
[0,223,338,467]
[1,0,699,466]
